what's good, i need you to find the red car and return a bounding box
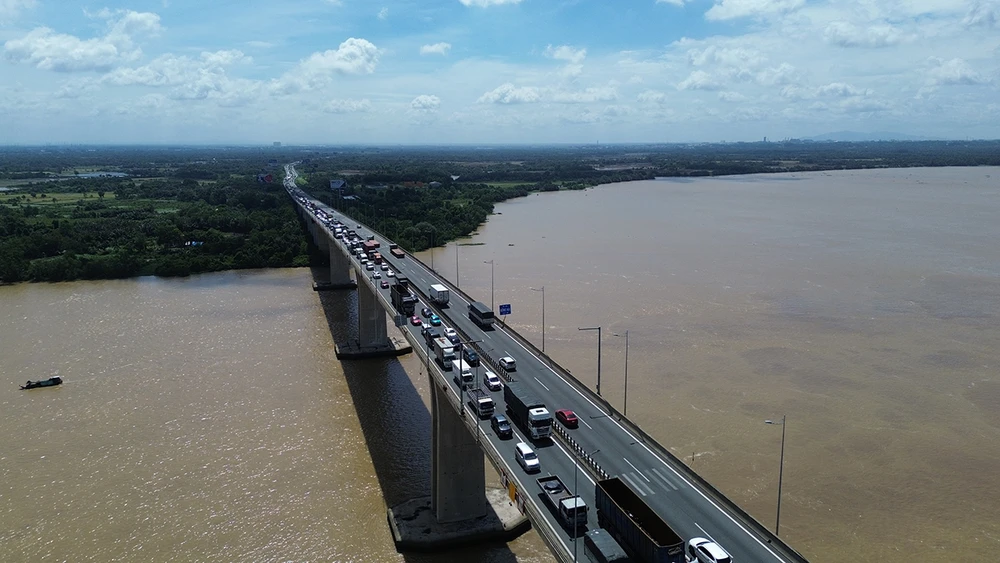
[380,280,390,288]
[410,316,422,326]
[555,409,579,428]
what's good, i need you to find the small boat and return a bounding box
[20,376,63,390]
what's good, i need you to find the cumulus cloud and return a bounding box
[325,98,373,113]
[677,70,723,90]
[718,90,747,102]
[420,42,451,55]
[459,0,522,6]
[478,83,541,104]
[3,10,160,72]
[963,1,999,27]
[0,0,36,22]
[705,0,804,21]
[637,90,668,104]
[824,21,905,48]
[104,50,251,87]
[816,82,869,97]
[377,7,389,20]
[545,45,586,64]
[656,0,689,6]
[410,94,440,111]
[271,38,379,94]
[926,57,990,86]
[551,86,618,103]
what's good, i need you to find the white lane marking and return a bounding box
[623,457,650,482]
[620,473,647,496]
[534,377,550,391]
[695,522,719,543]
[579,417,593,430]
[650,467,679,491]
[494,324,789,561]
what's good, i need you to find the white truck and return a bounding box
[451,359,474,389]
[429,284,450,306]
[467,388,495,419]
[433,337,456,369]
[537,475,589,530]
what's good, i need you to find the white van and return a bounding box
[515,442,540,473]
[499,356,517,371]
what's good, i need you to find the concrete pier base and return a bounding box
[387,488,531,552]
[334,335,412,359]
[312,281,358,291]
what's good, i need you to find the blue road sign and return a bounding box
[499,304,511,315]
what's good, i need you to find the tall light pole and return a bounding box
[613,330,629,416]
[574,448,600,562]
[578,326,602,396]
[456,243,460,288]
[484,260,495,309]
[530,286,545,352]
[765,415,787,536]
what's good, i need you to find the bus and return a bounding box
[468,301,495,328]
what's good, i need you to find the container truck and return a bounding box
[503,381,552,440]
[390,247,405,259]
[466,388,495,419]
[537,475,589,530]
[432,337,456,369]
[595,478,685,563]
[429,284,450,306]
[390,276,418,316]
[468,300,495,328]
[452,359,474,389]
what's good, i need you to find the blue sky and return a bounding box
[1,0,998,144]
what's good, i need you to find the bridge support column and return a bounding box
[386,377,529,550]
[431,382,488,522]
[314,245,357,291]
[333,280,411,359]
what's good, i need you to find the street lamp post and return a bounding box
[484,260,495,309]
[530,286,545,352]
[578,326,602,396]
[456,243,460,288]
[765,415,787,536]
[573,448,600,562]
[613,330,629,416]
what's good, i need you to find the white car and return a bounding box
[443,327,458,339]
[365,263,375,271]
[373,271,381,279]
[386,270,395,277]
[686,537,732,563]
[514,442,540,473]
[380,263,389,271]
[499,356,516,371]
[484,371,502,391]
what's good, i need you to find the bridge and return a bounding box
[285,164,809,563]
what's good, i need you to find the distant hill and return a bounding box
[808,131,941,142]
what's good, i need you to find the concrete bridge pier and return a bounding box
[387,377,529,551]
[334,278,411,359]
[314,243,357,292]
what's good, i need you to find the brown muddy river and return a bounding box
[2,166,999,562]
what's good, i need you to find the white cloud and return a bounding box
[718,90,747,102]
[551,86,618,103]
[705,0,804,21]
[325,98,373,113]
[816,82,869,97]
[271,38,380,94]
[0,0,35,22]
[677,70,723,90]
[926,57,990,86]
[963,1,999,27]
[545,45,586,64]
[410,94,440,111]
[3,10,160,72]
[420,42,451,56]
[377,7,389,20]
[104,50,251,87]
[478,83,541,104]
[824,21,906,48]
[459,0,522,6]
[637,89,668,104]
[656,0,689,6]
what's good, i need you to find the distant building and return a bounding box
[273,141,281,147]
[429,181,442,188]
[450,175,461,181]
[330,179,346,191]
